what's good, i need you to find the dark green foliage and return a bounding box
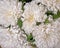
[53,10,60,19]
[45,11,54,16]
[44,18,50,24]
[27,33,35,42]
[17,18,23,28]
[19,0,32,3]
[45,10,60,24]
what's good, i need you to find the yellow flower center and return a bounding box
[28,16,34,22]
[26,13,34,23]
[5,10,14,17]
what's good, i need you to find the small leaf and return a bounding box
[17,18,23,28]
[44,18,50,24]
[22,30,35,42]
[27,33,35,42]
[53,10,60,19]
[45,11,54,16]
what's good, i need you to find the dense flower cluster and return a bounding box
[0,0,60,48]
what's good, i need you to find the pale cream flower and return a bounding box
[0,0,22,27]
[22,2,47,34]
[33,22,60,48]
[0,27,22,48]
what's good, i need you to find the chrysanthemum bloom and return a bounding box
[0,0,23,48]
[0,0,22,27]
[0,26,26,48]
[33,20,60,48]
[22,2,47,34]
[34,0,60,13]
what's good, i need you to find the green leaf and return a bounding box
[45,11,54,16]
[17,18,23,28]
[22,30,35,42]
[53,10,60,19]
[21,29,36,47]
[44,18,50,24]
[27,33,35,42]
[45,10,60,20]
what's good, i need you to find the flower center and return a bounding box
[5,10,14,17]
[28,16,34,22]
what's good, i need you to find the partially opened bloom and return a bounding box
[22,2,47,34]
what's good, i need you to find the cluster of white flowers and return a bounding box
[0,0,60,48]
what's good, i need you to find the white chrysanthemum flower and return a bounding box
[0,27,21,48]
[34,0,60,13]
[22,2,47,34]
[33,21,60,48]
[0,0,22,27]
[0,26,31,48]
